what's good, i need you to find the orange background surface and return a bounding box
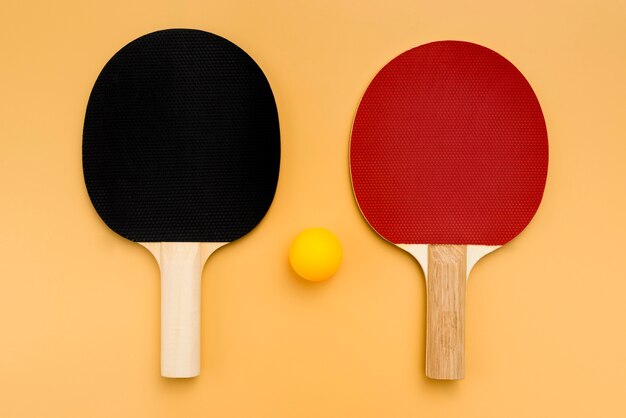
[1,0,626,417]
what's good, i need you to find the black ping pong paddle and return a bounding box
[83,29,280,377]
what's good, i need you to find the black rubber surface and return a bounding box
[83,29,280,242]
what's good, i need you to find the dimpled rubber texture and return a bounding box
[350,41,548,245]
[83,29,280,243]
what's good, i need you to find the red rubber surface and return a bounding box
[350,41,548,245]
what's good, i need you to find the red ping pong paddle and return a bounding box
[350,41,548,379]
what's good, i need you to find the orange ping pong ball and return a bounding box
[289,228,342,281]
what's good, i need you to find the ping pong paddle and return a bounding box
[83,29,280,377]
[350,41,548,380]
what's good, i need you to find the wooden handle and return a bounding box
[159,242,203,378]
[426,244,467,380]
[140,242,225,378]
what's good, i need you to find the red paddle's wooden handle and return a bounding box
[426,245,467,380]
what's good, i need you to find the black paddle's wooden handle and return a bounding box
[141,242,224,378]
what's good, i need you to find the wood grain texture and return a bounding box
[140,242,225,378]
[426,244,467,380]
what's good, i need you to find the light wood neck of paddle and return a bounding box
[398,243,499,380]
[139,242,226,378]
